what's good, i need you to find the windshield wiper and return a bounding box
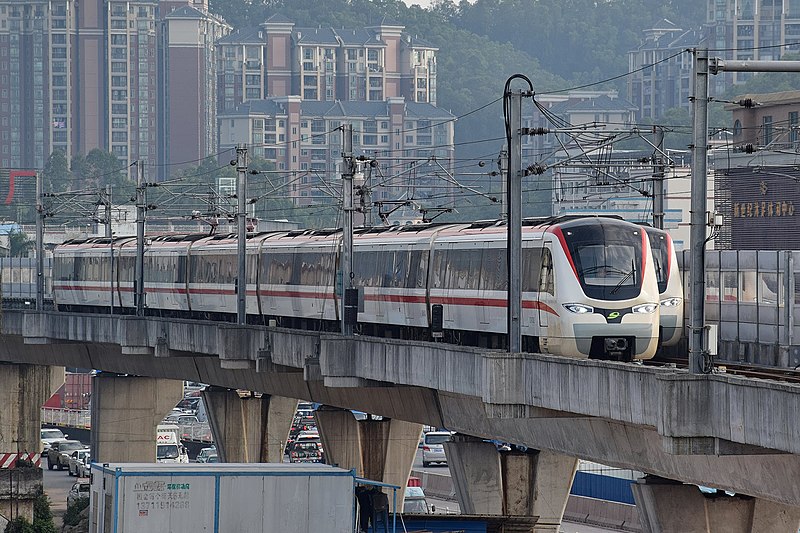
[611,261,636,294]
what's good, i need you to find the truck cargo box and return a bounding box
[90,462,356,533]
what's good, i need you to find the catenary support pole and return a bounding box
[135,161,145,316]
[106,185,113,314]
[689,48,709,374]
[35,171,44,311]
[341,124,354,336]
[652,126,665,230]
[236,144,248,325]
[508,91,523,353]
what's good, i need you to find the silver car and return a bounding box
[421,431,452,467]
[67,449,90,477]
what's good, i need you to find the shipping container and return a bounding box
[89,463,357,533]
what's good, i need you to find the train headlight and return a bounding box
[563,303,594,314]
[632,303,658,314]
[660,297,682,307]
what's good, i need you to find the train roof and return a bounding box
[56,215,640,249]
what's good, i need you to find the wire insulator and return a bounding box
[521,127,550,136]
[738,98,755,108]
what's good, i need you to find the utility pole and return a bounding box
[35,171,44,311]
[135,161,146,317]
[236,143,248,325]
[689,48,710,375]
[341,124,355,336]
[507,91,523,353]
[105,185,113,315]
[652,126,665,230]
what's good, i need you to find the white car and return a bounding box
[67,480,90,507]
[421,431,453,467]
[68,449,90,477]
[196,446,217,463]
[41,428,66,453]
[77,454,92,478]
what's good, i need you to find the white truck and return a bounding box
[89,463,357,533]
[155,424,188,464]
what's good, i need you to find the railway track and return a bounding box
[645,356,800,384]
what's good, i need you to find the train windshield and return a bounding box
[644,229,669,294]
[561,223,644,301]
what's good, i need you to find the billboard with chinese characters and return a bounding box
[716,165,800,249]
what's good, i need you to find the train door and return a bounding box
[537,244,555,339]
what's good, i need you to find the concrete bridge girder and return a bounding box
[3,311,800,509]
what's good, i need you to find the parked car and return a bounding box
[67,480,90,506]
[77,454,92,478]
[47,440,85,471]
[206,453,219,463]
[421,431,453,467]
[40,428,66,453]
[196,446,217,463]
[67,449,90,476]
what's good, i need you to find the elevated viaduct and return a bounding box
[2,310,800,531]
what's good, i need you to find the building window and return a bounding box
[762,115,773,145]
[791,112,799,143]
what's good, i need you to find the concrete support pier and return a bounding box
[202,387,296,463]
[0,363,64,525]
[90,374,183,463]
[445,435,578,532]
[315,407,422,511]
[632,477,800,533]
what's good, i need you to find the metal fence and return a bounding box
[41,407,90,429]
[41,407,214,444]
[0,257,51,303]
[676,250,800,367]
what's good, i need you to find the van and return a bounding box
[421,431,453,467]
[156,424,188,463]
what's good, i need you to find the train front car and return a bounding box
[641,226,684,346]
[542,218,660,361]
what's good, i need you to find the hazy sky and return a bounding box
[401,0,433,7]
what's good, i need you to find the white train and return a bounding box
[640,225,684,346]
[52,216,661,360]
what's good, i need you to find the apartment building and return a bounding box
[0,0,228,177]
[218,96,454,207]
[627,20,700,121]
[216,15,438,113]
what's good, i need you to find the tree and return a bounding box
[7,230,33,258]
[42,149,72,194]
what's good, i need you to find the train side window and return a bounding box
[407,250,426,289]
[522,248,542,292]
[177,257,187,284]
[416,250,428,288]
[431,250,446,289]
[539,248,554,295]
[321,252,335,286]
[392,250,408,288]
[73,257,83,281]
